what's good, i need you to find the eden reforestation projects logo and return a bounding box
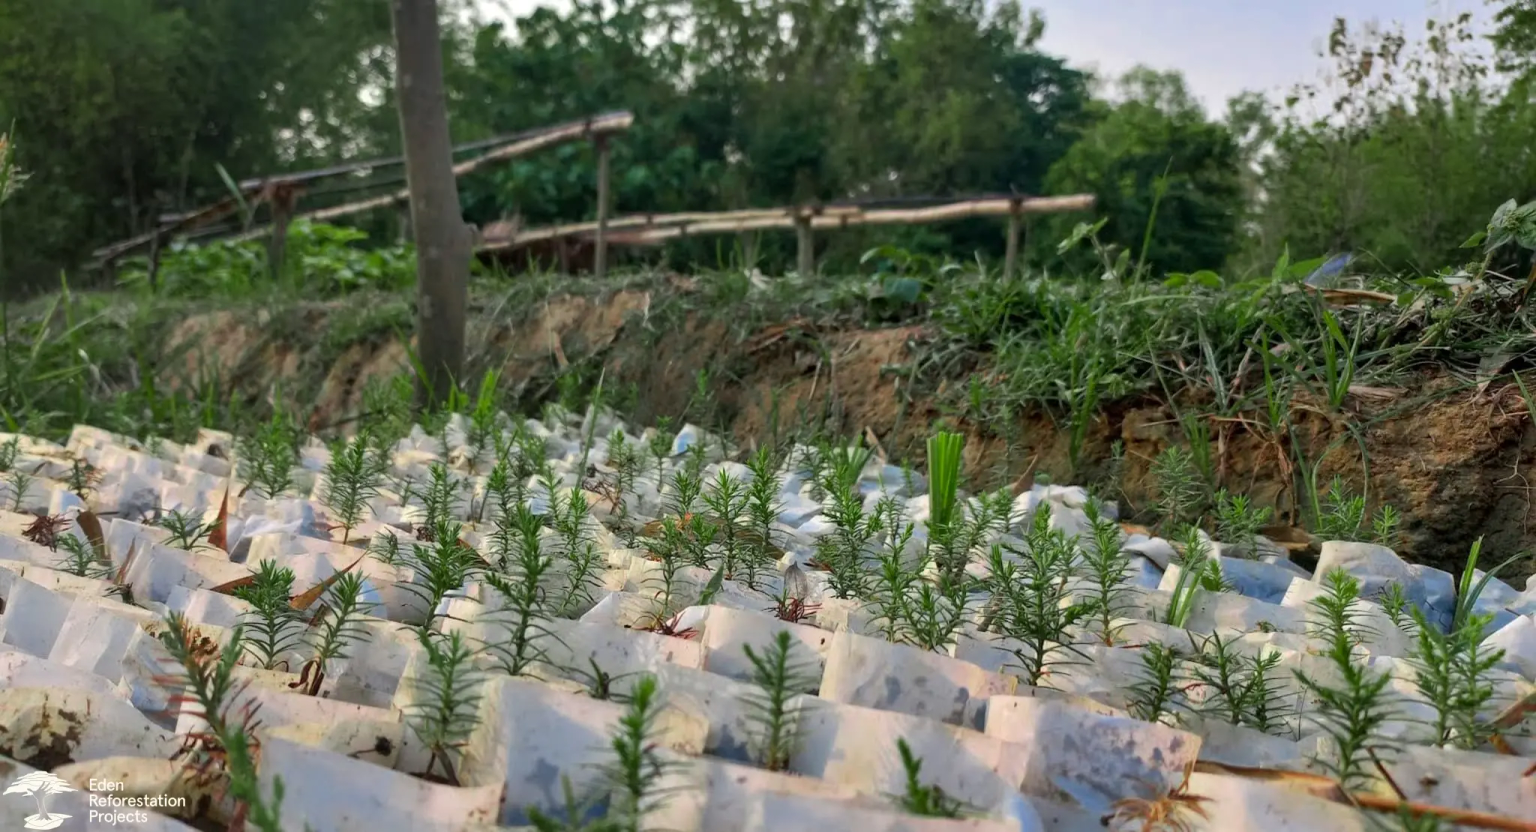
[4,771,188,829]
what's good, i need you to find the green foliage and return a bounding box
[1163,526,1211,629]
[240,408,301,499]
[0,0,394,291]
[1296,568,1397,790]
[301,570,373,696]
[1127,641,1182,725]
[156,614,286,832]
[159,508,215,551]
[320,430,388,544]
[404,629,485,786]
[986,510,1091,685]
[1044,68,1244,277]
[1213,490,1272,559]
[741,631,816,772]
[232,560,303,670]
[119,221,417,298]
[1080,498,1135,644]
[894,738,967,818]
[595,675,675,832]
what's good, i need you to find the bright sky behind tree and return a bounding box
[475,0,1493,114]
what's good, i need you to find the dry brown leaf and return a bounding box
[289,552,366,612]
[207,574,259,595]
[75,510,107,559]
[208,483,230,553]
[114,540,137,588]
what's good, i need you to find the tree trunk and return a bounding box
[390,0,469,411]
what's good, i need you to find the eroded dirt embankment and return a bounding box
[159,285,1536,581]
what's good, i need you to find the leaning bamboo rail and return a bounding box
[225,111,636,244]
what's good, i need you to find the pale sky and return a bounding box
[475,0,1495,115]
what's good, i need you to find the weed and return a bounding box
[233,560,305,670]
[741,631,817,771]
[0,436,16,472]
[1163,526,1211,629]
[895,738,966,818]
[404,629,484,785]
[925,431,967,586]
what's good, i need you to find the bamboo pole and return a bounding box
[1003,199,1021,280]
[594,135,611,279]
[479,203,865,249]
[224,112,636,244]
[482,194,1094,251]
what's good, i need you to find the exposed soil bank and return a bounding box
[159,283,1536,582]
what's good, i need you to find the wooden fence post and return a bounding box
[1003,198,1021,280]
[594,135,611,279]
[146,229,163,294]
[267,183,299,282]
[795,210,814,276]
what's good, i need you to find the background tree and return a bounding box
[1041,68,1244,276]
[391,0,469,408]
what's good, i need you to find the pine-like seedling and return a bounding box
[741,631,818,771]
[233,560,305,670]
[1295,568,1397,790]
[404,629,484,785]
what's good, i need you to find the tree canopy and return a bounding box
[2,0,1535,292]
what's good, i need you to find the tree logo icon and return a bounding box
[3,771,77,829]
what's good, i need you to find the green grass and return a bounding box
[6,202,1535,545]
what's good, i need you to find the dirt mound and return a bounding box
[157,285,1536,581]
